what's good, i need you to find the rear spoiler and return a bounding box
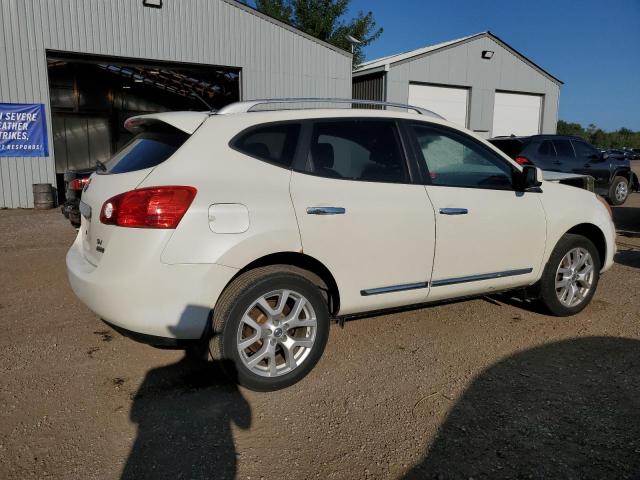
[124,111,210,135]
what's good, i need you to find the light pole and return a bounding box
[346,34,362,67]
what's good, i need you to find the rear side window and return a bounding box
[553,139,575,157]
[307,120,408,183]
[106,130,189,174]
[538,140,556,156]
[233,123,301,168]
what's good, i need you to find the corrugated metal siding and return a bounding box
[352,73,385,102]
[384,36,560,137]
[0,0,352,208]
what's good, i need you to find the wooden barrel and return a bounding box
[33,183,55,210]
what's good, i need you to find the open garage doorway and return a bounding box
[46,52,240,201]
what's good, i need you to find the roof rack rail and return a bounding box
[215,98,445,119]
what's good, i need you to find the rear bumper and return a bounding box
[102,319,204,347]
[66,233,238,339]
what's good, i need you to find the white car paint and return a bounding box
[124,111,209,135]
[290,173,436,315]
[66,106,616,340]
[542,170,588,182]
[424,185,547,301]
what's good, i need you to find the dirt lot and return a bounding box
[1,192,640,480]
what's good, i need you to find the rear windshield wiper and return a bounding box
[96,159,107,172]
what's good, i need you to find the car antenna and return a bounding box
[190,90,214,111]
[96,159,107,172]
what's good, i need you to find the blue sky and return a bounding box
[348,0,640,131]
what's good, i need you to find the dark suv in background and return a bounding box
[490,135,638,205]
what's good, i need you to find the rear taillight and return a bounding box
[100,186,197,229]
[514,156,532,165]
[69,178,90,191]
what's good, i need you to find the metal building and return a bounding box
[353,32,562,140]
[0,0,352,208]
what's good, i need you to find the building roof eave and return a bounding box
[354,31,563,86]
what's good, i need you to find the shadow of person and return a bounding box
[613,205,640,234]
[121,351,250,480]
[405,337,640,479]
[615,249,640,269]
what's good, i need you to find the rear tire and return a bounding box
[537,234,600,316]
[210,266,330,391]
[608,176,629,205]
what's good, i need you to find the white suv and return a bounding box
[67,99,616,391]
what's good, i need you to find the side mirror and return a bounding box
[601,152,609,161]
[515,165,543,191]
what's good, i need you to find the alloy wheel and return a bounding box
[555,247,594,308]
[615,181,628,203]
[236,289,317,377]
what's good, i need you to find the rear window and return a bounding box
[488,139,525,159]
[104,129,189,174]
[232,123,301,168]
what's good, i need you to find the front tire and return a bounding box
[210,266,330,391]
[608,176,629,205]
[537,234,600,316]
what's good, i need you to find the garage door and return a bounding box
[492,92,542,137]
[408,84,469,127]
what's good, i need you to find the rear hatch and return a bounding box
[79,112,207,266]
[488,137,526,159]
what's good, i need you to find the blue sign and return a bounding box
[0,103,49,157]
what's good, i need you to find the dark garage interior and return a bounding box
[47,52,240,201]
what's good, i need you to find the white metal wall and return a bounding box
[0,0,352,208]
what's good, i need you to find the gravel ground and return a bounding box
[1,193,640,480]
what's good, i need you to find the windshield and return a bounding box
[103,129,189,174]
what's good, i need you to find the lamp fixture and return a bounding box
[143,0,162,8]
[481,50,494,60]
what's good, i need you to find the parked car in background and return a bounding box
[624,148,640,160]
[67,99,616,391]
[61,167,94,228]
[490,135,638,205]
[607,149,632,161]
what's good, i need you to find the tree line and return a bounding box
[244,0,382,65]
[557,121,640,150]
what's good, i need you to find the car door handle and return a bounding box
[439,208,468,215]
[583,164,591,168]
[306,207,346,215]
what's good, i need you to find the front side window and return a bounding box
[307,120,408,183]
[572,140,598,158]
[410,124,514,188]
[233,123,301,168]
